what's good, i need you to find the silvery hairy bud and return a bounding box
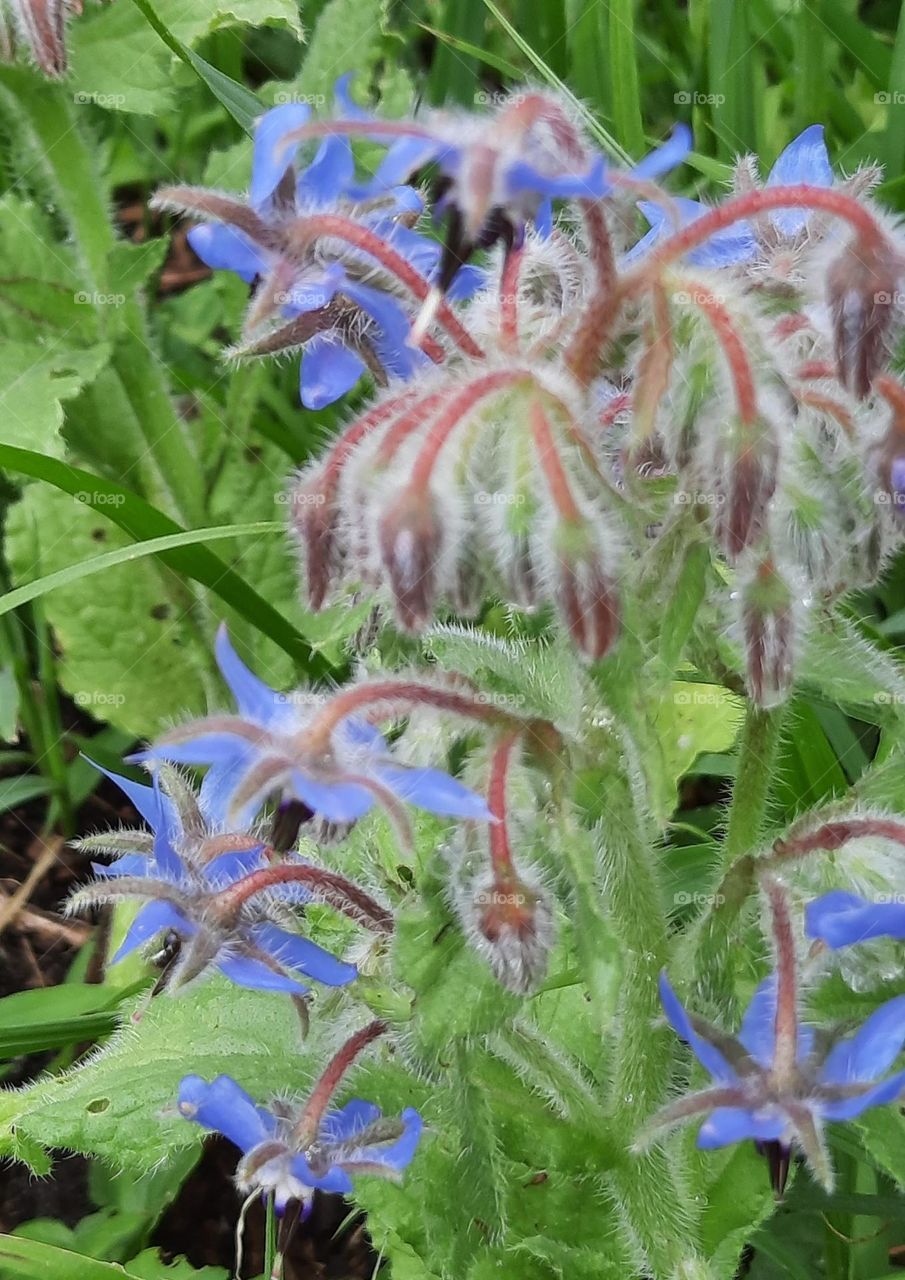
[712,415,779,560]
[739,555,801,708]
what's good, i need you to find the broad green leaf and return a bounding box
[799,614,905,719]
[290,0,385,103]
[0,444,330,681]
[0,1236,146,1280]
[68,0,301,117]
[649,681,745,822]
[0,342,109,457]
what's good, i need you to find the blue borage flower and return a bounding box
[178,1022,422,1213]
[162,78,482,410]
[303,82,690,292]
[68,763,357,996]
[806,890,905,948]
[138,625,493,830]
[627,124,835,267]
[639,880,905,1193]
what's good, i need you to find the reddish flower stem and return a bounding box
[529,397,581,522]
[287,214,484,359]
[565,184,888,387]
[211,863,394,933]
[773,817,905,860]
[377,386,456,466]
[678,278,758,424]
[318,388,421,496]
[795,360,837,381]
[876,373,905,419]
[488,732,520,882]
[764,878,798,1085]
[409,370,529,489]
[293,1020,388,1146]
[303,679,521,747]
[499,245,523,352]
[794,389,853,437]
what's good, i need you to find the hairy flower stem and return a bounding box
[529,397,581,521]
[301,679,529,749]
[566,184,891,386]
[681,705,787,1010]
[285,214,484,358]
[677,279,758,423]
[487,732,519,884]
[409,371,530,487]
[211,863,394,933]
[772,817,905,860]
[292,1020,387,1146]
[499,245,522,352]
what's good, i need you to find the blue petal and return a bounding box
[203,847,268,887]
[352,137,444,197]
[821,1068,905,1121]
[214,625,284,726]
[300,337,366,409]
[505,153,608,202]
[250,922,357,986]
[767,124,833,237]
[697,1106,786,1149]
[112,900,194,964]
[217,953,309,995]
[187,224,269,283]
[821,994,905,1084]
[805,891,905,949]
[321,1100,381,1143]
[340,282,417,380]
[251,102,312,209]
[659,970,737,1082]
[280,264,343,317]
[198,747,260,830]
[289,1152,354,1194]
[737,974,815,1066]
[138,736,252,768]
[338,718,388,753]
[632,124,692,182]
[92,854,153,879]
[375,765,493,820]
[626,198,757,267]
[360,1107,422,1172]
[446,262,486,301]
[82,757,167,835]
[534,197,553,240]
[333,72,371,121]
[178,1074,277,1153]
[288,769,375,822]
[297,135,355,206]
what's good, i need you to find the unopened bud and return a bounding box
[378,484,443,631]
[11,0,68,76]
[551,520,620,660]
[713,417,778,560]
[740,557,799,708]
[469,873,555,995]
[291,469,339,610]
[827,239,900,398]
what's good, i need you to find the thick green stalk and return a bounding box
[721,705,785,870]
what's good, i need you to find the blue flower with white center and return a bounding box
[806,890,905,948]
[139,625,493,831]
[627,124,835,268]
[177,1073,422,1213]
[68,764,356,997]
[641,969,905,1193]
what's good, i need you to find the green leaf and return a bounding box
[0,1236,146,1280]
[0,444,330,682]
[0,775,52,814]
[0,982,147,1058]
[0,342,110,457]
[0,521,283,619]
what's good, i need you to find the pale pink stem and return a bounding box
[764,878,798,1084]
[679,278,758,423]
[409,369,528,488]
[530,397,581,522]
[773,817,905,859]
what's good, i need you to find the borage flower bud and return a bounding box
[455,732,555,995]
[712,415,778,560]
[377,482,447,631]
[550,517,621,662]
[738,555,801,709]
[826,237,902,398]
[6,0,70,77]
